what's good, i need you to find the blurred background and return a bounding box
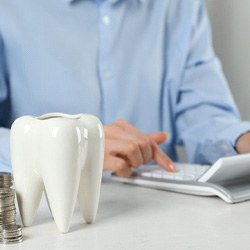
[205,0,250,120]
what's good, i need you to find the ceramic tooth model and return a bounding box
[10,113,104,233]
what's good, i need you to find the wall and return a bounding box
[205,0,250,120]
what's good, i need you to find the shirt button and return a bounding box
[102,15,111,25]
[103,71,112,79]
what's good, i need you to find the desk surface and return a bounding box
[5,178,250,250]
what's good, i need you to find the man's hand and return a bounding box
[103,119,176,177]
[236,132,250,154]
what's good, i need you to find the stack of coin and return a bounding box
[0,172,12,188]
[0,189,16,225]
[0,172,23,244]
[0,224,23,244]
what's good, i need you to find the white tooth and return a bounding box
[10,113,104,233]
[11,117,44,227]
[77,115,104,224]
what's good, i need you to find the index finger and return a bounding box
[152,142,176,172]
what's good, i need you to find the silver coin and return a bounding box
[0,237,23,244]
[0,205,16,210]
[0,202,16,206]
[0,216,16,219]
[0,234,23,239]
[0,231,22,237]
[0,224,22,231]
[0,221,16,224]
[0,205,15,210]
[0,218,16,222]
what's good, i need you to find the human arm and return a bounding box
[103,119,175,177]
[175,1,250,164]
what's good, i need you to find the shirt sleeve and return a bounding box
[0,128,11,172]
[0,35,11,172]
[175,1,250,164]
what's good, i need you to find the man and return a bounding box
[0,0,250,176]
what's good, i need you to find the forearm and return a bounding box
[235,132,250,154]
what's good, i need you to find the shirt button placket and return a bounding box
[98,3,114,123]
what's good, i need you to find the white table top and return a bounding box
[5,178,250,250]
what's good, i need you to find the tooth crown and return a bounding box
[10,113,104,233]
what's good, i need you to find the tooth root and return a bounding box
[11,117,43,226]
[42,133,82,233]
[78,162,103,224]
[78,115,104,223]
[14,171,43,226]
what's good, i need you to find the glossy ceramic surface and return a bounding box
[10,113,104,233]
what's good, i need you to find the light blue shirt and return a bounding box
[0,0,250,172]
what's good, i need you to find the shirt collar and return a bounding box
[65,0,148,4]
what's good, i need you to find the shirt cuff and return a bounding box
[220,121,250,148]
[193,121,250,164]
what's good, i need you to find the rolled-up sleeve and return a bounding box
[175,1,250,164]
